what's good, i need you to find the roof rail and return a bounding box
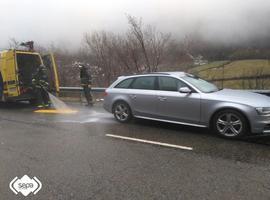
[142,72,170,75]
[116,72,170,77]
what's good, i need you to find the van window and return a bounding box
[158,76,187,91]
[115,78,134,88]
[17,54,42,87]
[131,77,156,90]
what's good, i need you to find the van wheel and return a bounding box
[212,109,248,138]
[113,101,132,123]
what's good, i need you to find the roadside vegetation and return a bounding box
[189,61,230,74]
[6,15,270,89]
[189,59,270,89]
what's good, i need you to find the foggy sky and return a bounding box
[1,0,270,49]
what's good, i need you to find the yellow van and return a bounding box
[0,49,59,103]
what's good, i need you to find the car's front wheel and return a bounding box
[113,101,132,123]
[212,109,248,138]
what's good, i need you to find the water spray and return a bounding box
[34,92,77,114]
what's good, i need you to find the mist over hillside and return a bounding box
[1,0,270,87]
[1,0,270,50]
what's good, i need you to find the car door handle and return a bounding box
[129,94,137,99]
[158,96,167,101]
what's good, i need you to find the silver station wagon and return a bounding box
[103,72,270,138]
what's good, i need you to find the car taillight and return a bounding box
[103,91,108,96]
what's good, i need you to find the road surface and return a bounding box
[0,102,270,200]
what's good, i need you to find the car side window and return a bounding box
[115,78,134,88]
[158,76,187,91]
[131,76,156,90]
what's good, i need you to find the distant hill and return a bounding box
[188,59,270,89]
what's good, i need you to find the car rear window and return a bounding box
[115,78,134,88]
[131,76,156,90]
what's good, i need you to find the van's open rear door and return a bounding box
[5,51,20,97]
[42,53,60,95]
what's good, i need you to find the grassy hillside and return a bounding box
[190,60,230,73]
[189,59,270,89]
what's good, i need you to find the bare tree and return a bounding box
[84,31,120,85]
[126,34,142,72]
[8,38,20,49]
[127,16,151,72]
[127,15,171,72]
[114,33,144,73]
[83,15,171,85]
[146,25,171,71]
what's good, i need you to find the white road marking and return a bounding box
[106,134,193,151]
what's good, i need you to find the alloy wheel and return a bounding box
[216,113,243,137]
[114,103,130,121]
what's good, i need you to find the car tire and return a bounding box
[113,101,132,123]
[212,109,248,138]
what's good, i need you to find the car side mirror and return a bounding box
[179,87,192,94]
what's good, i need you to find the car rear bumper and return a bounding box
[103,102,112,113]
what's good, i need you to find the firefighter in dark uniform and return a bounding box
[78,64,93,106]
[32,65,50,108]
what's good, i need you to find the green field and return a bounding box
[189,59,270,89]
[190,60,230,73]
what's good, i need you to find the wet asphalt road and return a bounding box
[1,102,270,200]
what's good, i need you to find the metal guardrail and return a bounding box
[248,90,270,96]
[60,87,106,92]
[59,87,270,96]
[210,74,270,82]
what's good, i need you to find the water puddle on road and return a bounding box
[33,93,114,123]
[57,111,113,124]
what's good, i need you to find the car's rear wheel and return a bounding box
[113,101,132,123]
[212,109,248,138]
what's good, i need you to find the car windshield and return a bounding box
[182,75,218,93]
